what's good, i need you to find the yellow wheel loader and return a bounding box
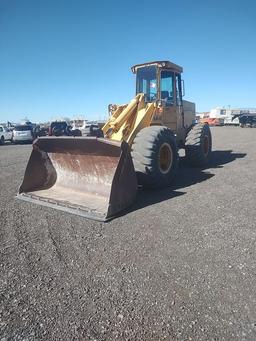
[17,61,212,221]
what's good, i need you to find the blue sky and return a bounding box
[0,0,255,123]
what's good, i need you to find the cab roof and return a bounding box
[131,60,183,74]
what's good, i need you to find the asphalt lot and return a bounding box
[0,127,256,340]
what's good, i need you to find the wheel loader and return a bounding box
[17,61,212,221]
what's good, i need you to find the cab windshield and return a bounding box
[136,66,157,102]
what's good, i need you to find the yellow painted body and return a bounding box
[102,94,155,146]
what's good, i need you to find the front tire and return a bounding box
[131,126,178,189]
[0,136,4,145]
[185,123,212,167]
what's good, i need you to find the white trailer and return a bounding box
[207,107,255,126]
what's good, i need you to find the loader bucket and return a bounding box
[17,137,137,221]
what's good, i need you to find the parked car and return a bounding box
[239,114,256,128]
[33,125,48,138]
[0,125,13,145]
[49,121,82,137]
[83,124,103,137]
[12,125,34,143]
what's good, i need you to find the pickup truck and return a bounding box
[0,125,13,144]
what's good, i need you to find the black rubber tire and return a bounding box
[52,126,64,136]
[131,126,179,189]
[71,129,82,137]
[0,136,4,145]
[185,123,212,167]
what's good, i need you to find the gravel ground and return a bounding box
[0,127,256,341]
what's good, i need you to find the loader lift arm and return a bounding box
[102,93,155,145]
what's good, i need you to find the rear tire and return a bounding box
[71,129,82,137]
[185,123,212,167]
[131,126,178,189]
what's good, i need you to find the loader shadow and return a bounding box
[125,150,246,214]
[204,150,246,169]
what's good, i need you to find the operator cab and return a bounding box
[131,61,184,107]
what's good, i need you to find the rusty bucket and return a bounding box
[17,137,137,221]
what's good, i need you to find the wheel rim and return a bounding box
[158,143,173,174]
[203,135,209,156]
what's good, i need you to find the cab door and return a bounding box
[160,70,178,132]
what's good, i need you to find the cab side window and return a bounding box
[160,71,174,106]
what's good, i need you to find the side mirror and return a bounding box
[181,79,185,97]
